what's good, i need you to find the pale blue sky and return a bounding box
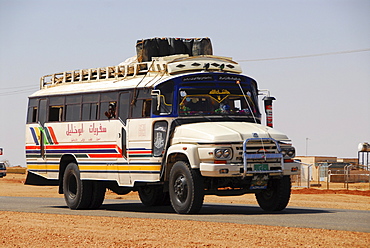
[0,0,369,166]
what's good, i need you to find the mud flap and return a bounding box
[25,171,58,186]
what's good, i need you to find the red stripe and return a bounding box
[44,144,118,149]
[47,127,59,145]
[26,145,40,149]
[128,151,152,154]
[88,154,122,158]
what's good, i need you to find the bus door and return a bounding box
[117,92,131,185]
[37,99,48,173]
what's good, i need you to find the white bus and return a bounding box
[25,38,300,214]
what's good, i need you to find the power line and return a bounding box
[0,88,38,97]
[238,48,370,62]
[0,85,37,90]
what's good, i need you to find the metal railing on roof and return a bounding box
[39,61,161,89]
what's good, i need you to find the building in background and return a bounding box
[294,156,369,187]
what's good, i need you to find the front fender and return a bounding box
[166,144,200,169]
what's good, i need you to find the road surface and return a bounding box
[1,196,369,233]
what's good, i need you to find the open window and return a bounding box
[49,106,63,121]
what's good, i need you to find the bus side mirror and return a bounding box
[262,96,276,128]
[151,90,161,115]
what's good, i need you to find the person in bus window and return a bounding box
[105,102,117,119]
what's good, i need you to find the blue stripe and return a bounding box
[26,150,41,154]
[127,148,152,151]
[29,128,39,145]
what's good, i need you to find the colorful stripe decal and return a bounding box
[27,162,161,174]
[26,144,124,159]
[29,127,59,145]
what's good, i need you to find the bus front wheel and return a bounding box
[255,175,291,211]
[169,161,204,214]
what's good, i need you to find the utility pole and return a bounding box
[305,138,310,156]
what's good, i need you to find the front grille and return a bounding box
[234,140,279,163]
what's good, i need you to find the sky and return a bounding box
[0,0,369,166]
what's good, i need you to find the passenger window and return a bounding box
[143,99,151,117]
[65,104,81,121]
[132,100,143,118]
[49,106,63,121]
[119,92,130,124]
[27,98,39,123]
[32,107,37,122]
[90,103,98,120]
[66,95,81,104]
[27,106,38,123]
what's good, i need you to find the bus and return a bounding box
[25,38,300,214]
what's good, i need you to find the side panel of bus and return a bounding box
[26,120,132,184]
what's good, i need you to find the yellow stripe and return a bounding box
[27,164,47,170]
[33,128,41,142]
[79,165,108,171]
[128,165,161,171]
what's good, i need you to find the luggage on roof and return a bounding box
[136,37,213,62]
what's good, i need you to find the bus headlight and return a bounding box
[214,148,232,159]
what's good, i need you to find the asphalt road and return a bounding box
[1,196,369,233]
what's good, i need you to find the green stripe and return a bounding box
[129,154,152,158]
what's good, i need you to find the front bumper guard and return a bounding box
[243,138,284,178]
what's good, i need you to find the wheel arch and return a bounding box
[163,145,200,180]
[163,152,189,182]
[58,154,78,194]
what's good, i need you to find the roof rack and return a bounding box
[39,60,162,89]
[39,54,242,90]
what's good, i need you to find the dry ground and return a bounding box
[1,173,369,247]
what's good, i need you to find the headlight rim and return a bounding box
[214,148,232,160]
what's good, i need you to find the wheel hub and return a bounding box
[174,175,187,202]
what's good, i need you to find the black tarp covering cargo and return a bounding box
[136,37,213,62]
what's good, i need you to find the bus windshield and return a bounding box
[178,87,258,117]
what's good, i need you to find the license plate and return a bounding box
[254,164,268,171]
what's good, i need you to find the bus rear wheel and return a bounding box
[138,186,170,206]
[89,181,106,209]
[255,175,291,211]
[169,161,204,214]
[63,163,105,210]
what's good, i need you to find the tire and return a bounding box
[63,163,92,210]
[138,186,170,206]
[255,176,291,211]
[169,161,204,214]
[88,181,106,209]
